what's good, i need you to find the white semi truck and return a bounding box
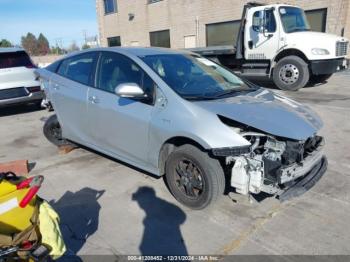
[191,2,349,91]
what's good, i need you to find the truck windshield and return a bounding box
[140,54,255,100]
[279,6,310,33]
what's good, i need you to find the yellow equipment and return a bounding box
[0,172,66,260]
[0,173,38,235]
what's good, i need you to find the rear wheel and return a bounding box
[165,144,225,209]
[273,56,309,91]
[43,114,72,147]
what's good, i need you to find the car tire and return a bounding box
[165,144,225,210]
[309,74,332,85]
[43,114,72,147]
[273,56,309,91]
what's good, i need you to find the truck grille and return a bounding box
[335,41,348,56]
[0,87,28,100]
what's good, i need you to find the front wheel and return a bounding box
[273,56,310,91]
[165,144,225,210]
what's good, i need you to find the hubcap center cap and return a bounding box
[279,64,300,85]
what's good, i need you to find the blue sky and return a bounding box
[0,0,98,48]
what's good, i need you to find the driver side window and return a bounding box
[252,9,276,33]
[96,52,156,104]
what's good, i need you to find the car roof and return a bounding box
[111,47,188,56]
[0,47,26,53]
[72,47,191,58]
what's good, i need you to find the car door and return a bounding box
[245,7,280,60]
[87,51,156,165]
[50,52,98,144]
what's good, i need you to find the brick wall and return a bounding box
[97,0,350,49]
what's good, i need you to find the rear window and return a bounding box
[0,51,35,69]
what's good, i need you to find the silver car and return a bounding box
[0,48,43,107]
[35,47,327,209]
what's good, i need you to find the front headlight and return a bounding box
[311,48,330,55]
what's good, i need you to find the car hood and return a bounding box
[193,89,323,141]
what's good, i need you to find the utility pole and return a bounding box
[54,37,62,54]
[82,30,87,46]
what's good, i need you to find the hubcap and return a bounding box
[279,64,299,85]
[51,123,63,141]
[175,159,204,199]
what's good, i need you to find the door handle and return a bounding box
[88,96,100,104]
[248,40,253,49]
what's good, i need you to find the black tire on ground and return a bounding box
[165,144,225,210]
[43,114,71,147]
[273,55,310,91]
[309,74,332,85]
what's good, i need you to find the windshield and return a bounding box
[279,6,310,33]
[140,54,254,100]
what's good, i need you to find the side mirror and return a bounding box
[115,83,145,98]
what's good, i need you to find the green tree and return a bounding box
[82,43,90,50]
[37,33,50,55]
[50,46,66,55]
[0,39,12,47]
[21,33,38,55]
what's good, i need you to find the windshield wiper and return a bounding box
[212,88,254,98]
[183,95,218,101]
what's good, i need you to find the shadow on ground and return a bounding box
[132,186,188,256]
[50,187,105,257]
[0,103,42,117]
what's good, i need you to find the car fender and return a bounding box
[147,97,251,170]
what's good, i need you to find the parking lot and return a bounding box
[1,71,350,257]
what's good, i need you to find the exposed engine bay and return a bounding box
[226,131,325,199]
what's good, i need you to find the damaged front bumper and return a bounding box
[229,145,327,202]
[278,156,327,201]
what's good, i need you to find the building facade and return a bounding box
[96,0,350,49]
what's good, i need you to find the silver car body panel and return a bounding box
[35,47,323,177]
[194,89,323,141]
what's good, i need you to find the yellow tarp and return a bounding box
[39,201,66,259]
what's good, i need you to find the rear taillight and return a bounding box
[27,86,41,92]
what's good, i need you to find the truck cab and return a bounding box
[191,3,349,91]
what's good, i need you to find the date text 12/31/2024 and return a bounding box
[127,256,221,261]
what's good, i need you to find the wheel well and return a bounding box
[274,49,309,64]
[158,137,206,176]
[271,49,309,77]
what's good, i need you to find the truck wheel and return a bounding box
[165,144,225,210]
[43,114,72,147]
[273,56,309,91]
[309,74,332,85]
